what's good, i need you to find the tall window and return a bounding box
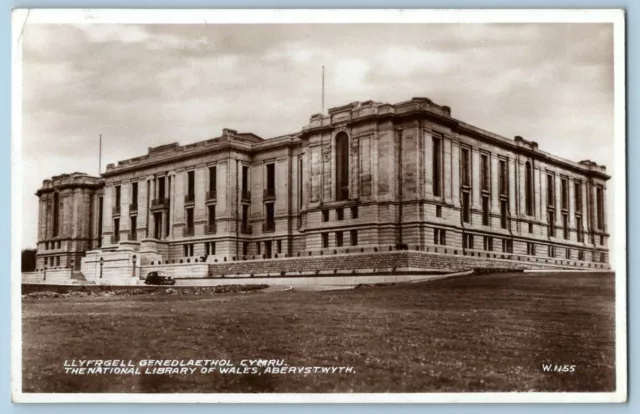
[482,196,490,226]
[548,209,556,237]
[500,200,508,229]
[113,218,120,242]
[187,170,195,199]
[130,216,137,240]
[52,192,60,237]
[463,234,474,249]
[186,208,194,228]
[350,230,358,246]
[499,159,508,196]
[433,135,442,197]
[596,186,605,230]
[546,174,555,207]
[98,196,103,247]
[563,213,569,239]
[561,178,568,211]
[480,153,490,192]
[336,231,343,247]
[298,158,303,209]
[525,161,533,216]
[335,132,349,201]
[462,192,471,223]
[434,228,446,245]
[483,236,493,251]
[115,185,121,207]
[208,205,216,225]
[242,165,249,195]
[576,216,584,242]
[209,166,217,193]
[157,177,165,200]
[460,147,471,187]
[131,182,138,205]
[322,233,329,248]
[574,181,583,214]
[266,163,276,197]
[527,242,536,256]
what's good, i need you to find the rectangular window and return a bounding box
[500,200,508,229]
[115,185,121,206]
[596,186,604,230]
[563,213,569,239]
[529,223,534,234]
[460,147,471,187]
[157,177,166,200]
[350,230,358,246]
[322,210,329,222]
[600,234,604,246]
[186,208,194,228]
[298,158,303,209]
[336,231,343,247]
[548,210,555,237]
[527,242,536,256]
[483,236,493,251]
[208,205,216,225]
[322,233,329,248]
[502,239,512,253]
[266,202,275,224]
[576,216,583,242]
[266,163,276,194]
[242,165,249,195]
[131,182,138,205]
[566,248,571,259]
[574,181,583,213]
[243,242,248,256]
[482,196,489,226]
[434,229,446,245]
[480,153,490,192]
[525,162,534,216]
[205,242,216,256]
[462,192,471,223]
[578,250,585,261]
[256,242,261,255]
[187,170,195,198]
[561,178,568,211]
[436,205,442,218]
[113,218,120,242]
[130,216,137,239]
[548,245,556,258]
[432,136,442,197]
[209,166,217,192]
[463,234,474,249]
[499,159,508,196]
[183,244,189,257]
[351,206,359,219]
[336,208,344,220]
[600,252,605,263]
[44,257,48,266]
[277,240,282,254]
[547,174,555,207]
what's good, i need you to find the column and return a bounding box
[451,141,460,206]
[509,158,516,215]
[490,154,499,212]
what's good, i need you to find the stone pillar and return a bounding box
[451,141,460,206]
[174,168,186,227]
[121,180,131,239]
[555,174,563,227]
[195,165,207,224]
[443,137,452,204]
[490,154,499,213]
[471,148,480,209]
[508,158,516,215]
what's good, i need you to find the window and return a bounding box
[186,208,194,228]
[600,252,605,263]
[566,248,571,259]
[460,147,471,187]
[298,158,303,209]
[322,210,329,222]
[483,236,493,251]
[183,244,194,257]
[187,170,195,199]
[335,132,349,201]
[547,210,556,237]
[547,174,555,207]
[266,163,276,197]
[98,197,103,247]
[561,178,569,211]
[436,205,442,218]
[336,208,344,220]
[115,185,121,207]
[336,231,343,247]
[130,216,137,240]
[56,256,60,267]
[208,205,216,225]
[574,181,583,213]
[157,177,166,200]
[350,230,358,246]
[482,196,489,226]
[463,234,474,249]
[52,192,60,237]
[578,250,585,261]
[600,234,604,246]
[502,239,513,253]
[525,161,533,215]
[433,135,442,197]
[242,165,249,196]
[265,202,275,227]
[499,159,508,196]
[113,218,120,242]
[44,257,48,266]
[527,242,536,256]
[500,200,508,229]
[563,213,569,239]
[205,242,216,256]
[209,166,217,192]
[277,240,282,254]
[322,233,329,248]
[548,245,556,258]
[596,186,604,230]
[351,206,359,219]
[243,242,248,256]
[131,182,138,205]
[480,153,490,192]
[462,192,471,223]
[434,229,446,245]
[576,216,583,242]
[528,223,534,234]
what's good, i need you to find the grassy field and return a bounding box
[21,272,616,393]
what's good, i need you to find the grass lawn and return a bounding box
[21,272,616,393]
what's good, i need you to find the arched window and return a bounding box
[335,132,349,201]
[525,161,534,216]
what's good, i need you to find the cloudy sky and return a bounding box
[21,23,615,251]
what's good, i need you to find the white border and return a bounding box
[11,8,627,404]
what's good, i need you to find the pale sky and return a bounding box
[21,23,615,251]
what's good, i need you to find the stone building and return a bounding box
[32,97,611,283]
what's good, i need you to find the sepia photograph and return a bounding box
[11,9,626,403]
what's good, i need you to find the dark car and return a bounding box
[144,271,176,285]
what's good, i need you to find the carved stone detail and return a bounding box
[350,137,359,155]
[322,143,331,162]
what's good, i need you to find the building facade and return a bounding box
[33,97,611,279]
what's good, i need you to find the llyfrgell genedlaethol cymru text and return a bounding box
[63,359,356,376]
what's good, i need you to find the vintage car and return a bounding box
[144,271,176,286]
